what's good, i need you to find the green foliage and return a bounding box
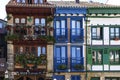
[58,64,67,70]
[74,64,84,70]
[5,34,19,41]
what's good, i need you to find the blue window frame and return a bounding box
[55,20,68,42]
[110,27,120,40]
[53,75,65,80]
[71,19,83,43]
[71,75,81,80]
[71,46,84,71]
[54,46,67,72]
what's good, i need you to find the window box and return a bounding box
[114,37,119,41]
[58,64,67,70]
[74,64,84,70]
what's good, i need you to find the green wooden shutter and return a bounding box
[103,48,109,64]
[87,48,92,64]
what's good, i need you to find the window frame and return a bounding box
[91,27,103,40]
[92,49,103,65]
[110,27,120,40]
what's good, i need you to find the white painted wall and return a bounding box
[89,18,120,45]
[92,65,103,71]
[110,65,120,71]
[89,18,120,25]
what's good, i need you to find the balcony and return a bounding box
[54,28,68,43]
[70,57,84,71]
[54,57,68,72]
[70,28,84,43]
[14,53,47,70]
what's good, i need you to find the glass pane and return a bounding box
[92,28,97,33]
[42,47,46,54]
[72,30,76,35]
[38,47,41,56]
[17,0,20,2]
[35,18,40,26]
[41,18,45,26]
[56,21,60,28]
[21,18,25,23]
[76,29,80,35]
[98,51,102,63]
[72,47,76,58]
[22,0,25,3]
[110,51,114,63]
[115,51,119,62]
[116,28,119,33]
[56,47,60,57]
[15,18,19,23]
[76,47,81,58]
[77,21,80,28]
[40,0,43,3]
[34,0,38,3]
[61,20,65,28]
[56,29,60,35]
[110,28,114,33]
[0,23,2,28]
[61,47,66,58]
[72,20,75,28]
[61,29,65,35]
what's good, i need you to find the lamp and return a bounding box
[54,78,57,80]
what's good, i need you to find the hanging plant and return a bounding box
[27,17,32,22]
[6,15,12,20]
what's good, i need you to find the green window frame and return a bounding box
[92,49,103,65]
[91,27,103,40]
[110,27,120,40]
[109,50,120,64]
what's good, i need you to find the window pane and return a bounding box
[56,47,60,57]
[76,47,80,58]
[22,0,25,3]
[35,18,40,26]
[61,47,65,57]
[41,18,45,26]
[72,47,76,58]
[42,47,46,54]
[40,0,43,3]
[21,18,25,23]
[92,28,97,33]
[56,21,60,28]
[110,28,114,33]
[77,21,80,28]
[38,47,41,56]
[34,0,38,3]
[72,20,75,28]
[61,20,65,28]
[15,18,19,23]
[17,0,20,2]
[0,23,2,28]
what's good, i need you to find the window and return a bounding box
[71,20,81,36]
[71,20,83,42]
[38,46,46,56]
[91,27,103,40]
[54,46,67,65]
[21,18,25,23]
[34,0,43,4]
[35,18,40,26]
[35,18,46,26]
[41,18,45,26]
[92,50,103,64]
[105,77,120,80]
[17,0,25,3]
[15,18,20,23]
[110,50,120,64]
[71,46,82,64]
[0,23,2,28]
[110,28,120,40]
[71,75,80,80]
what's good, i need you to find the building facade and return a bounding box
[6,0,54,80]
[52,2,86,80]
[0,19,7,80]
[86,7,120,80]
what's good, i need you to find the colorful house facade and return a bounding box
[0,19,7,79]
[86,7,120,80]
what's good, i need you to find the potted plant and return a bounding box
[114,37,119,41]
[58,64,67,70]
[74,64,84,70]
